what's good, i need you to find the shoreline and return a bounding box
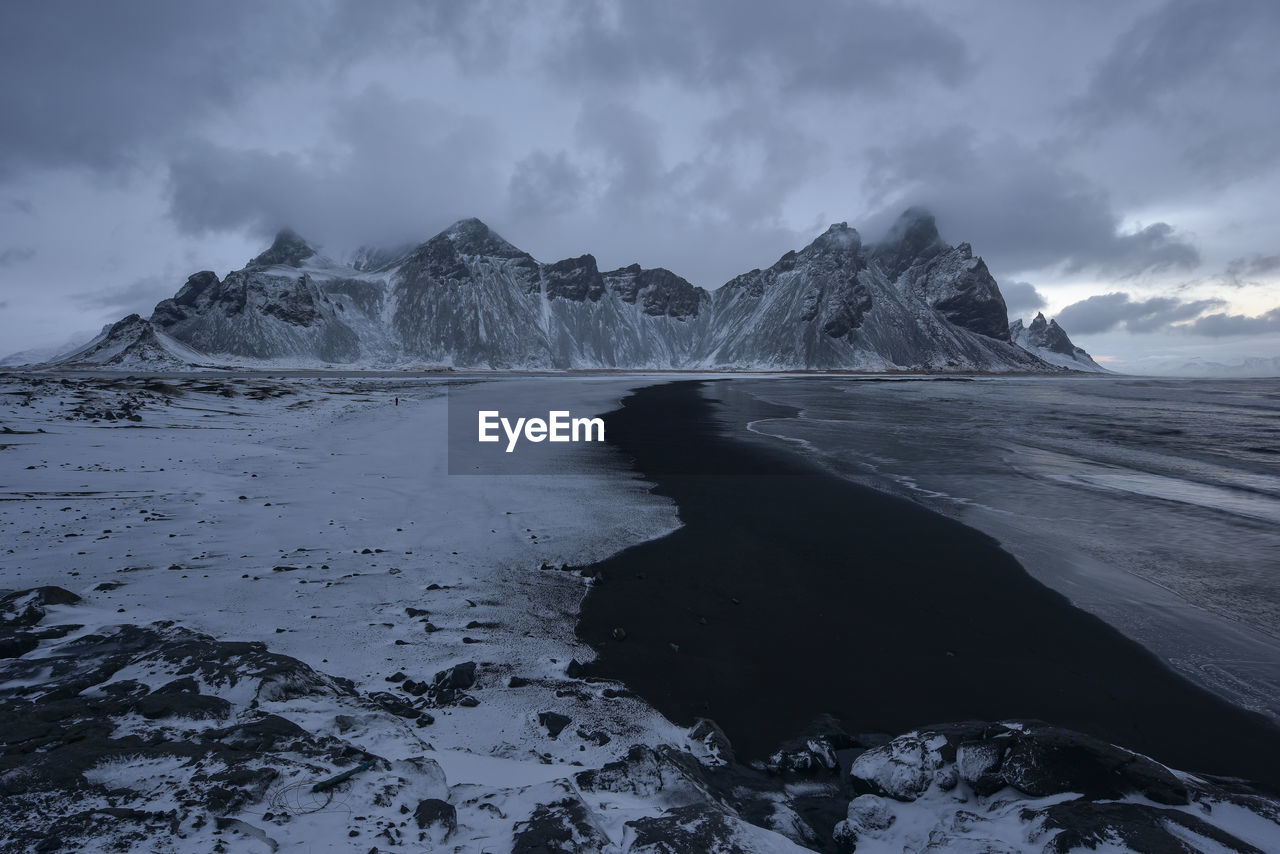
[575,379,1280,787]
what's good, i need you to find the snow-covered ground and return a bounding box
[0,373,727,851]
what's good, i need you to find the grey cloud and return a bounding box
[0,247,36,267]
[74,275,176,315]
[1076,0,1280,180]
[1001,281,1047,319]
[572,101,823,226]
[863,130,1200,276]
[0,1,515,179]
[509,151,587,217]
[1185,307,1280,337]
[490,101,819,287]
[547,0,969,95]
[1057,292,1225,335]
[1079,0,1280,122]
[163,87,816,289]
[166,88,501,249]
[8,199,35,216]
[1224,254,1280,286]
[1102,223,1201,278]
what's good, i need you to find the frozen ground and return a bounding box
[730,375,1280,722]
[3,371,1279,853]
[0,372,720,851]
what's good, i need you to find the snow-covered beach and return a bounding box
[4,371,1280,853]
[0,372,699,851]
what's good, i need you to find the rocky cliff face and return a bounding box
[695,211,1041,370]
[1010,312,1107,372]
[58,211,1087,371]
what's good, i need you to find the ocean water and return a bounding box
[718,375,1280,721]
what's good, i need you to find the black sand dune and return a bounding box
[575,380,1280,787]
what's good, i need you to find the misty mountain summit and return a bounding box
[248,228,317,269]
[52,210,1103,372]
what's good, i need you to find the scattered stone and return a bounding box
[538,711,572,739]
[412,798,456,841]
[576,728,611,747]
[434,661,476,690]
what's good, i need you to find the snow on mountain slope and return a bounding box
[1010,312,1108,372]
[53,314,213,369]
[697,212,1048,371]
[46,211,1087,371]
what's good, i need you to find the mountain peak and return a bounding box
[250,229,316,269]
[893,205,940,236]
[873,207,947,280]
[432,218,526,259]
[802,222,863,256]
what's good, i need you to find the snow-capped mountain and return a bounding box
[1143,355,1280,378]
[1010,312,1107,372]
[698,209,1044,370]
[50,210,1091,371]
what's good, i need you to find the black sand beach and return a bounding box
[575,380,1280,787]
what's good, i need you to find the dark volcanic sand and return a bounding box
[575,380,1280,787]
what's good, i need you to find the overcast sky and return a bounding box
[2,0,1278,371]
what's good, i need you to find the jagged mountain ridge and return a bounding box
[1010,312,1107,372]
[61,211,1084,371]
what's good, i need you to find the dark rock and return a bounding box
[575,744,712,805]
[604,264,707,318]
[134,690,231,721]
[412,798,456,839]
[997,724,1188,804]
[508,676,530,688]
[1,586,82,627]
[205,715,308,752]
[762,715,857,776]
[626,804,746,853]
[0,632,39,659]
[400,679,428,697]
[538,711,571,739]
[544,255,605,302]
[956,737,1008,797]
[433,661,476,691]
[1030,800,1264,854]
[689,718,736,765]
[577,728,611,746]
[367,691,421,719]
[512,790,611,854]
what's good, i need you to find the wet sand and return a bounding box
[575,380,1280,786]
